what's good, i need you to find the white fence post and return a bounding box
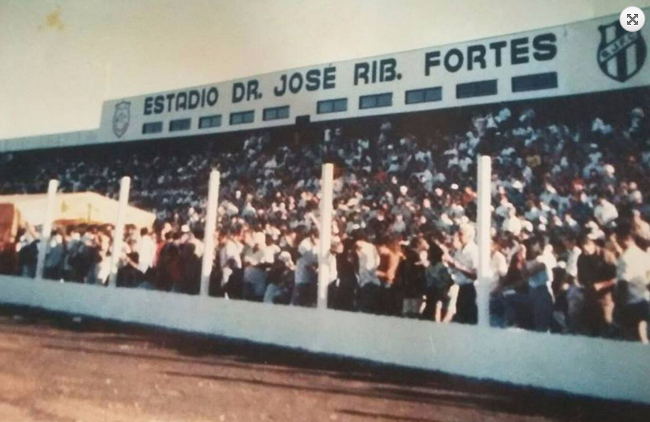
[108,176,131,287]
[476,156,492,327]
[200,170,220,297]
[318,163,334,310]
[35,179,59,280]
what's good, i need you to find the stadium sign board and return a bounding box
[1,9,649,152]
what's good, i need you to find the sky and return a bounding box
[1,0,649,139]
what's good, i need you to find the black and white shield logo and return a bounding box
[597,21,646,82]
[112,101,131,138]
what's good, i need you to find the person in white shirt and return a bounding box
[594,196,618,228]
[241,202,257,219]
[488,235,510,328]
[495,196,515,221]
[219,230,243,289]
[447,224,478,324]
[292,228,319,307]
[503,208,522,237]
[521,237,555,332]
[616,225,650,344]
[136,228,156,275]
[491,245,508,282]
[564,235,582,282]
[524,200,542,222]
[632,209,650,241]
[390,214,406,235]
[540,184,558,207]
[459,156,473,173]
[355,233,381,313]
[260,235,281,265]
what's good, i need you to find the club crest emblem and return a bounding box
[597,21,646,82]
[112,101,131,138]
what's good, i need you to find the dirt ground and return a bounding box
[0,306,647,422]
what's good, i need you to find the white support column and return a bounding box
[108,176,131,287]
[200,170,220,297]
[476,156,492,327]
[317,163,334,310]
[35,179,59,280]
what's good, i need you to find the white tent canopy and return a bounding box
[0,192,155,228]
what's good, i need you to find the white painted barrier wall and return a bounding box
[1,275,649,404]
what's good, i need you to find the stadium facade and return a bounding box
[2,9,650,406]
[0,9,648,152]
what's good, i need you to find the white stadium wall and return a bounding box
[1,275,649,405]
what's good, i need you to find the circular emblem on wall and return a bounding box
[112,101,131,138]
[597,20,646,82]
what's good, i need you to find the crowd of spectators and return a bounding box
[1,95,649,343]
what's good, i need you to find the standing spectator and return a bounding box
[576,235,617,337]
[157,232,183,291]
[261,234,281,265]
[488,235,509,327]
[219,229,243,293]
[424,243,455,322]
[264,251,295,304]
[329,239,357,311]
[523,237,554,332]
[176,227,204,294]
[355,233,381,313]
[242,254,268,302]
[448,224,478,324]
[615,224,650,344]
[62,227,80,281]
[563,234,584,334]
[498,244,530,328]
[16,225,38,278]
[631,209,650,241]
[503,208,522,236]
[292,227,319,307]
[136,227,156,277]
[376,236,404,316]
[85,231,111,285]
[223,258,244,300]
[116,252,145,288]
[401,237,428,318]
[594,196,619,228]
[44,229,65,280]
